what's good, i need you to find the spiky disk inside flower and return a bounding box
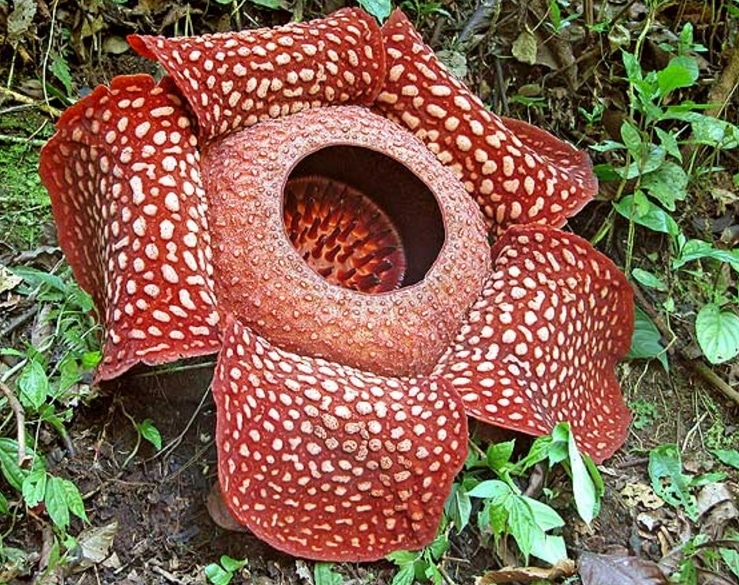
[202,105,491,377]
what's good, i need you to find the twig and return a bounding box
[0,380,30,466]
[0,306,38,339]
[0,133,47,147]
[631,283,739,408]
[706,32,739,118]
[154,384,212,461]
[0,87,61,118]
[689,361,739,406]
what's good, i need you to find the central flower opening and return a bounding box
[283,146,445,294]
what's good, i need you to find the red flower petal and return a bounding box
[375,10,598,234]
[129,8,386,142]
[39,75,220,381]
[213,316,468,561]
[434,225,634,462]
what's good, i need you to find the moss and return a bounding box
[0,142,51,249]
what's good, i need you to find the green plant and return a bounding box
[592,18,739,366]
[442,423,602,566]
[0,266,100,571]
[314,562,345,585]
[204,555,248,585]
[119,407,163,468]
[648,444,726,521]
[0,144,52,248]
[629,398,659,430]
[387,530,449,585]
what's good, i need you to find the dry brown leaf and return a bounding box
[475,559,576,584]
[579,552,668,585]
[621,482,665,510]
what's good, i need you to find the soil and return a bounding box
[1,0,738,583]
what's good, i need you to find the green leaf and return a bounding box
[618,145,666,179]
[568,431,597,525]
[356,0,392,20]
[204,563,233,585]
[695,304,739,364]
[0,490,8,514]
[720,545,739,580]
[657,56,699,95]
[620,121,643,159]
[45,476,71,531]
[673,239,739,272]
[688,114,739,149]
[387,549,418,565]
[22,469,47,508]
[712,449,739,470]
[58,477,88,523]
[648,444,698,520]
[427,532,449,561]
[486,440,515,472]
[628,305,668,370]
[613,194,679,235]
[444,483,471,533]
[0,440,27,491]
[505,495,539,561]
[12,266,67,294]
[467,479,511,500]
[220,556,246,573]
[314,562,342,585]
[137,419,163,451]
[641,161,688,210]
[632,268,667,291]
[390,563,416,585]
[520,496,564,531]
[655,127,681,161]
[621,51,643,83]
[50,53,73,96]
[248,0,282,8]
[82,350,102,370]
[17,359,50,411]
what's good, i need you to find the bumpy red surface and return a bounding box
[129,8,386,141]
[375,10,598,234]
[213,316,468,561]
[434,225,634,463]
[39,75,220,381]
[203,105,490,377]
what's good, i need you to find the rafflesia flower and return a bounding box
[39,8,634,562]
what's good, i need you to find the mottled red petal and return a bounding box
[39,75,220,381]
[434,225,633,462]
[129,8,386,141]
[213,316,468,561]
[375,10,597,234]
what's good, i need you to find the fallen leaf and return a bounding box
[579,552,668,585]
[69,520,119,573]
[621,482,665,510]
[475,559,576,584]
[512,30,537,65]
[0,265,22,295]
[7,0,36,45]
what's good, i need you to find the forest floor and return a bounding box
[1,0,738,584]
